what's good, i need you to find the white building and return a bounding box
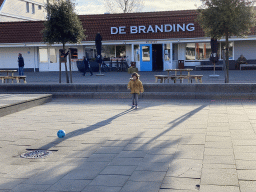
[0,0,46,22]
[0,10,256,72]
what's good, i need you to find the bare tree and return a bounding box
[104,0,144,13]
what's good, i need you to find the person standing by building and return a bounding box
[18,53,24,76]
[83,56,93,76]
[127,72,144,109]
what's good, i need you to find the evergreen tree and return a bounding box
[42,0,85,83]
[197,0,255,83]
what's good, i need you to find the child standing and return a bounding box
[127,72,144,109]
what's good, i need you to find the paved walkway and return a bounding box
[1,98,256,191]
[2,70,256,84]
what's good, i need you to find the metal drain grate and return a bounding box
[20,150,52,159]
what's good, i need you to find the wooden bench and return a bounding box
[169,75,188,83]
[240,64,256,70]
[169,75,203,83]
[189,75,203,83]
[195,64,224,71]
[0,76,27,83]
[155,75,169,83]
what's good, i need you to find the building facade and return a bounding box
[0,10,255,72]
[0,0,46,22]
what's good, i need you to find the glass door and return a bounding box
[140,44,152,71]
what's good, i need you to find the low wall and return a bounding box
[1,84,256,99]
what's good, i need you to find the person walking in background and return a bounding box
[18,53,24,76]
[127,72,144,109]
[83,56,93,76]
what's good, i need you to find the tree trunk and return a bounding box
[63,44,69,83]
[225,33,229,83]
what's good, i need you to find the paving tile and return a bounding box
[46,179,91,191]
[206,136,231,142]
[166,159,202,178]
[162,177,200,190]
[199,185,240,192]
[237,170,256,180]
[201,168,238,185]
[0,178,26,190]
[239,181,256,192]
[205,141,233,148]
[100,166,137,175]
[94,147,124,154]
[109,157,143,166]
[203,155,235,164]
[143,154,176,163]
[89,175,129,187]
[82,186,121,192]
[236,160,256,170]
[120,181,161,192]
[203,163,236,169]
[116,151,147,158]
[234,152,256,160]
[129,171,166,182]
[86,154,118,162]
[204,148,234,156]
[233,140,256,146]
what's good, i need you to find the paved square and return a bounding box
[1,98,256,191]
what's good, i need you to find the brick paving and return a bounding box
[1,98,256,191]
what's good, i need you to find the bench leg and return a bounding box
[24,78,27,83]
[195,77,198,83]
[199,78,202,83]
[155,77,158,83]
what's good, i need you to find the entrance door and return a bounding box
[140,44,152,71]
[152,44,163,71]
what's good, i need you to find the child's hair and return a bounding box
[131,72,140,79]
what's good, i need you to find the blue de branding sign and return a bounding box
[111,23,195,35]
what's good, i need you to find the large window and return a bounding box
[70,48,78,59]
[116,45,126,57]
[185,42,233,61]
[49,48,57,63]
[164,44,170,61]
[142,46,150,62]
[134,45,140,62]
[39,48,48,63]
[102,45,115,58]
[221,42,233,60]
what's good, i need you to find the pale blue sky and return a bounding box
[74,0,202,15]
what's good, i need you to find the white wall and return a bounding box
[234,40,256,60]
[0,47,36,70]
[39,46,83,72]
[0,0,45,21]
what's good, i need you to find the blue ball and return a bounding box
[57,130,66,138]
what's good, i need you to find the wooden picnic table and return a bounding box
[0,69,17,77]
[166,69,193,76]
[0,70,26,83]
[166,69,193,83]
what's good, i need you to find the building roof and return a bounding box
[0,9,254,44]
[0,21,45,43]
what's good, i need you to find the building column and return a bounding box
[131,44,134,63]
